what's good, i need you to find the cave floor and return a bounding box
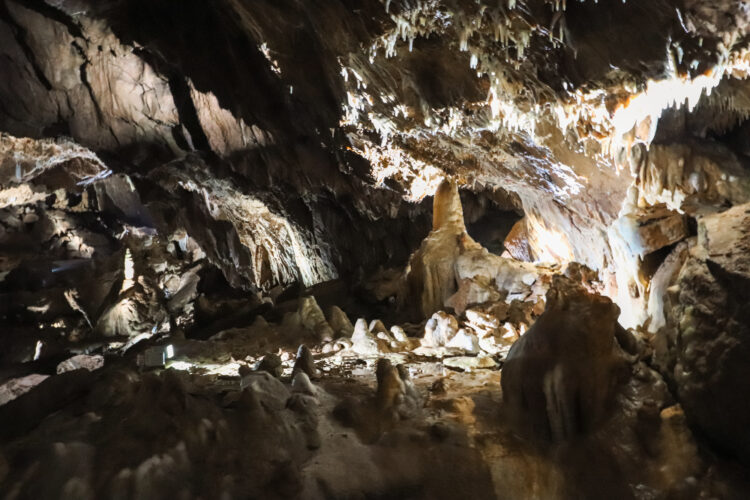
[3,318,749,500]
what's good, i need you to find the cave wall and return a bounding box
[0,0,436,293]
[3,1,750,495]
[3,0,750,323]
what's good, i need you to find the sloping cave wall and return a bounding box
[0,0,439,293]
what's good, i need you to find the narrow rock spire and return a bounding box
[432,179,465,231]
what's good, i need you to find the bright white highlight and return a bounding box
[122,248,135,292]
[33,340,43,361]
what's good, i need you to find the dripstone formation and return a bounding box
[2,0,750,498]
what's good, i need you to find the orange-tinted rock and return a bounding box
[502,277,624,442]
[503,217,533,262]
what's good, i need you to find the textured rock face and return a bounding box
[0,0,437,297]
[502,277,624,442]
[2,0,750,497]
[662,203,750,462]
[1,0,750,326]
[401,179,543,319]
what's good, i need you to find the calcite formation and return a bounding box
[401,179,544,320]
[501,276,625,442]
[2,0,750,498]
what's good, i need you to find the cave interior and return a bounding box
[1,0,750,498]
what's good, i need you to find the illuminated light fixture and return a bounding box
[138,346,172,368]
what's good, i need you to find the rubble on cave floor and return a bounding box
[3,278,749,499]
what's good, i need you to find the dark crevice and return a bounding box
[70,40,119,146]
[133,47,212,153]
[640,241,679,282]
[164,74,211,153]
[70,42,101,120]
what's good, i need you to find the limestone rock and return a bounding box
[635,212,689,255]
[332,338,353,351]
[662,203,750,463]
[369,319,396,344]
[443,356,497,372]
[400,180,478,319]
[298,296,334,341]
[56,355,104,374]
[399,180,548,321]
[351,318,380,355]
[464,308,501,337]
[0,374,49,406]
[390,325,408,343]
[647,241,692,335]
[327,305,354,337]
[445,278,501,315]
[503,217,533,262]
[374,359,420,420]
[421,311,459,348]
[95,288,168,338]
[291,371,316,395]
[368,319,388,336]
[394,364,421,419]
[255,353,283,378]
[477,336,502,357]
[502,277,624,442]
[375,358,405,415]
[281,311,302,330]
[240,371,290,411]
[292,345,320,379]
[638,144,750,213]
[252,315,269,328]
[445,328,480,354]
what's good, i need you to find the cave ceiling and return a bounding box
[3,1,750,291]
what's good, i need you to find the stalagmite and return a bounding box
[502,277,625,442]
[400,180,474,319]
[298,296,335,341]
[292,345,320,379]
[351,318,381,355]
[400,180,542,319]
[2,0,750,497]
[327,305,354,337]
[256,353,283,378]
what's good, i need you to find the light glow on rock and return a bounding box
[122,248,135,292]
[610,69,724,146]
[167,360,193,371]
[525,214,575,264]
[165,359,241,377]
[33,340,43,361]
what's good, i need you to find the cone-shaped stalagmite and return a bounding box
[400,180,478,319]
